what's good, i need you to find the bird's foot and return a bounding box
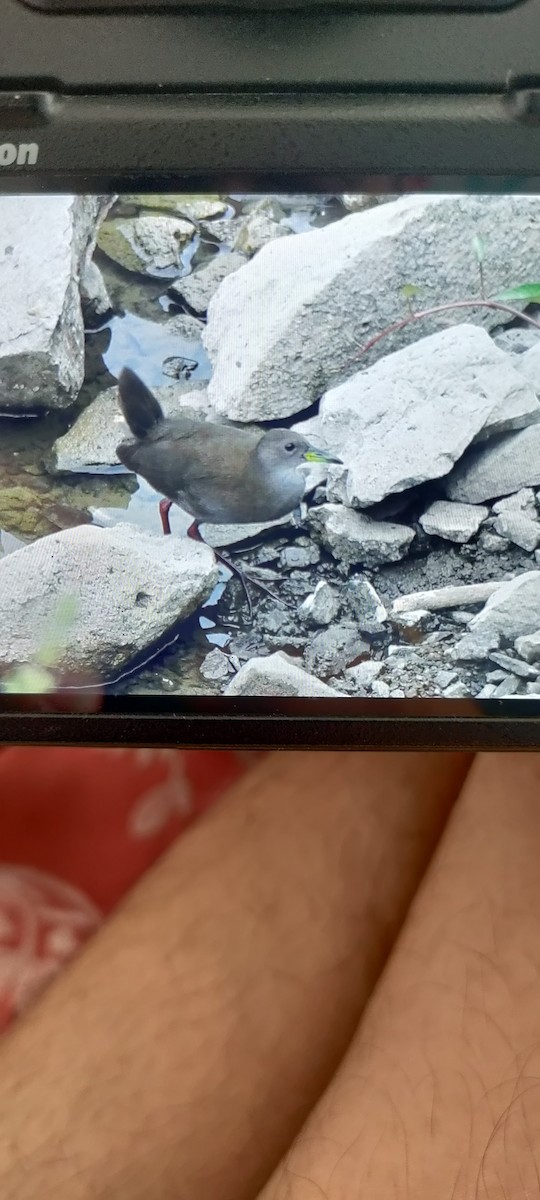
[240,565,296,610]
[216,556,289,618]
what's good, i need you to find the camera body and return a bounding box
[3,0,540,188]
[3,0,540,749]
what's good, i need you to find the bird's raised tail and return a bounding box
[118,367,164,439]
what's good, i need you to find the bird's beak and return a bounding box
[303,444,343,464]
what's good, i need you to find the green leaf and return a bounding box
[401,284,421,301]
[2,664,55,694]
[495,284,540,304]
[472,235,485,264]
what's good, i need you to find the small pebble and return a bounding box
[443,681,471,698]
[492,675,520,698]
[200,647,232,682]
[489,650,539,680]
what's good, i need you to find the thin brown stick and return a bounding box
[348,298,540,368]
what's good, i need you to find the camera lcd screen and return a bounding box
[2,189,540,711]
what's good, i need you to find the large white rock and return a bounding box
[295,325,538,508]
[470,571,540,639]
[225,652,345,697]
[0,195,109,410]
[445,424,540,504]
[0,524,218,680]
[204,194,540,422]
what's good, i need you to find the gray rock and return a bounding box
[204,194,540,423]
[514,340,540,392]
[344,660,383,690]
[492,328,540,356]
[0,524,218,680]
[308,503,415,567]
[477,529,508,554]
[452,628,501,662]
[233,199,290,256]
[120,194,228,221]
[295,325,537,509]
[435,668,459,689]
[200,515,294,548]
[225,651,345,697]
[0,195,108,410]
[477,683,498,699]
[80,260,112,323]
[371,679,391,698]
[488,650,538,679]
[279,538,321,569]
[419,499,488,543]
[200,647,233,682]
[450,610,475,624]
[340,194,377,213]
[492,487,537,518]
[164,313,206,342]
[443,681,471,698]
[199,217,241,243]
[170,252,247,315]
[257,608,290,636]
[304,622,365,678]
[515,630,540,663]
[471,570,540,639]
[526,680,540,695]
[298,581,340,627]
[392,608,434,635]
[51,381,209,473]
[393,581,502,614]
[493,512,540,552]
[154,197,229,222]
[344,577,388,633]
[97,214,194,274]
[445,424,540,504]
[387,643,416,659]
[492,676,521,698]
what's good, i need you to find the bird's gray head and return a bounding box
[256,429,341,471]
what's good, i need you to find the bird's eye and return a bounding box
[284,441,296,453]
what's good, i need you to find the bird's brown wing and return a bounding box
[117,420,263,522]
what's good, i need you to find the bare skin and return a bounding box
[259,753,540,1200]
[0,750,471,1200]
[4,750,540,1199]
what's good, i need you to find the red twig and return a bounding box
[350,298,540,366]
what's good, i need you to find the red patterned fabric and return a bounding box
[0,747,259,1031]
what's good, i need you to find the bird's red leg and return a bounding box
[186,519,202,541]
[159,499,173,535]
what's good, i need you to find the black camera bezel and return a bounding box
[3,0,540,747]
[15,0,525,14]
